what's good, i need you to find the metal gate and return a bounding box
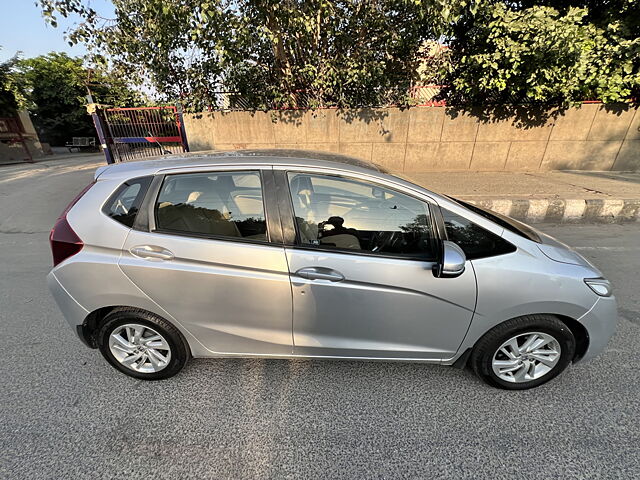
[101,106,189,162]
[0,117,32,163]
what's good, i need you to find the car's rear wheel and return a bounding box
[470,315,576,390]
[97,309,189,380]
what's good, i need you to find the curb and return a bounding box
[465,198,640,223]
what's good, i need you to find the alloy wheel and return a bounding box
[108,323,172,373]
[491,332,562,383]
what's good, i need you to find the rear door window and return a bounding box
[103,176,152,227]
[154,171,268,241]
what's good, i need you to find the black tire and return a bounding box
[470,314,575,390]
[97,308,189,380]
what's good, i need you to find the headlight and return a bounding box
[584,278,612,297]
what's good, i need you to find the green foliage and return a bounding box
[11,52,144,145]
[37,0,639,110]
[446,2,639,106]
[38,0,464,111]
[0,49,20,116]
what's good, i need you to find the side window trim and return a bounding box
[432,203,449,243]
[279,170,441,262]
[137,174,165,232]
[273,169,301,246]
[260,169,284,244]
[150,169,281,246]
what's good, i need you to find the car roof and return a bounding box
[95,149,389,180]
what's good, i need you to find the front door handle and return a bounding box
[130,245,174,261]
[295,267,344,282]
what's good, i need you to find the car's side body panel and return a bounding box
[47,271,89,328]
[286,248,477,359]
[575,296,617,362]
[441,232,606,364]
[48,246,215,357]
[48,151,617,367]
[119,229,294,355]
[270,166,478,360]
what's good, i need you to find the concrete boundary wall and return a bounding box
[184,104,640,172]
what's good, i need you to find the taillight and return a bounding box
[49,181,95,267]
[50,217,83,267]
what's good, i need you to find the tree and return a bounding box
[37,0,463,111]
[0,48,20,116]
[37,0,639,111]
[12,52,144,145]
[517,0,640,40]
[444,2,639,106]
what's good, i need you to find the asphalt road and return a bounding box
[1,157,639,479]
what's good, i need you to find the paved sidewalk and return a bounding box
[0,151,103,166]
[405,171,640,223]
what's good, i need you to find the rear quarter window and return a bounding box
[102,176,153,227]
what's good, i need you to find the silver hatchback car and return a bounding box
[47,150,617,389]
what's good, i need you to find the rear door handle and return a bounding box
[295,267,344,282]
[130,245,174,261]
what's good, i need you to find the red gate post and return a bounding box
[86,95,115,164]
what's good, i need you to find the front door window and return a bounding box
[287,173,436,259]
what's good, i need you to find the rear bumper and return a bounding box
[578,296,618,362]
[47,271,89,330]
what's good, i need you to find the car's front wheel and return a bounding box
[97,309,189,380]
[470,315,576,390]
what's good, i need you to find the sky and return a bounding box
[0,0,113,62]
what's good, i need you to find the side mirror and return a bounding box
[435,240,466,278]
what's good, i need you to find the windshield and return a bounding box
[448,197,542,243]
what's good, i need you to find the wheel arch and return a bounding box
[553,313,589,362]
[453,312,590,368]
[80,306,193,356]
